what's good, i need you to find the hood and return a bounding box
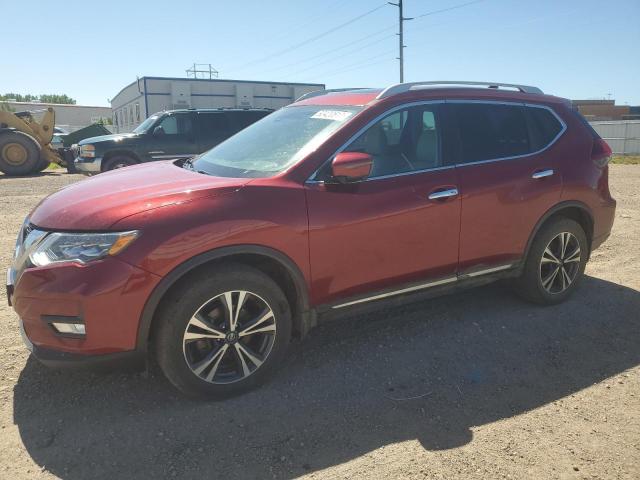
[29,161,251,230]
[79,133,139,145]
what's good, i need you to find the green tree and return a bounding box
[39,94,76,105]
[0,93,76,104]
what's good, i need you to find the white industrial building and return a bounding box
[3,101,111,132]
[110,76,325,133]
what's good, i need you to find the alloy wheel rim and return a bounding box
[539,232,581,294]
[182,290,277,384]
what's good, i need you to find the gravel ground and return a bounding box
[0,167,638,480]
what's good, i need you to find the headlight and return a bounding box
[79,144,95,158]
[29,231,139,267]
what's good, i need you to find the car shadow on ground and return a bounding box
[13,276,640,479]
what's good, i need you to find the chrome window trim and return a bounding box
[305,100,567,184]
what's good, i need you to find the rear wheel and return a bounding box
[103,155,136,171]
[155,264,292,399]
[0,132,40,175]
[513,218,588,305]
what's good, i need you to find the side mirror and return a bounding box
[331,152,372,183]
[152,126,165,137]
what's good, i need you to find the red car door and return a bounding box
[305,104,461,306]
[448,102,564,273]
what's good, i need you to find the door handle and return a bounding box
[428,188,459,200]
[532,169,554,179]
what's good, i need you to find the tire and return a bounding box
[103,155,136,171]
[513,217,588,305]
[155,263,292,399]
[35,157,50,172]
[0,132,40,176]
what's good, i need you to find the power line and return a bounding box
[229,3,388,72]
[305,49,397,80]
[266,0,348,44]
[260,26,397,76]
[391,0,486,81]
[321,57,394,80]
[413,0,485,19]
[279,34,396,77]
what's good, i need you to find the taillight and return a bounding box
[592,138,612,168]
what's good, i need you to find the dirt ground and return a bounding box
[0,166,638,480]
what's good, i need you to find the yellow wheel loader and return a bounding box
[0,107,66,175]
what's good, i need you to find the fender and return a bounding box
[135,244,311,353]
[522,200,594,265]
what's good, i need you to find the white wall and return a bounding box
[590,121,640,155]
[5,102,111,132]
[110,77,324,133]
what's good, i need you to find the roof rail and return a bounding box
[376,81,543,99]
[296,88,368,102]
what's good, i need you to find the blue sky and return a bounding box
[2,0,638,106]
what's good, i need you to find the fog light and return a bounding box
[52,323,86,335]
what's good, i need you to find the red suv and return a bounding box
[8,81,616,398]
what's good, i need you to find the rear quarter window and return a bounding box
[524,106,564,151]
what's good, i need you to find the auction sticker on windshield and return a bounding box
[311,110,354,121]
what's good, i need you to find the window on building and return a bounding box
[135,103,140,122]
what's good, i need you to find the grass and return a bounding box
[611,155,640,165]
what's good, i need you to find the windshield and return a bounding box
[133,114,160,134]
[192,105,362,178]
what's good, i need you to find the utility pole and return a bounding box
[389,0,413,83]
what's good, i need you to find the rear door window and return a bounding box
[197,112,231,138]
[452,103,529,163]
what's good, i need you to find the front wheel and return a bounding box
[513,218,588,305]
[103,155,136,171]
[155,264,292,399]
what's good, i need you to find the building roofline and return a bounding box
[142,76,325,87]
[111,76,325,104]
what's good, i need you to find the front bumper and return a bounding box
[8,256,161,364]
[29,341,145,370]
[74,155,102,174]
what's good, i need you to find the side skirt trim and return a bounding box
[330,263,516,310]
